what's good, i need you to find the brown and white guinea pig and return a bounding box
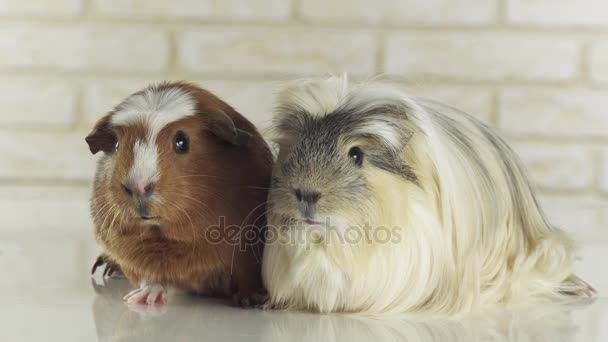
[86,82,273,306]
[261,75,596,316]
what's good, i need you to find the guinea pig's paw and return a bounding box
[123,282,167,305]
[91,253,122,278]
[256,300,285,311]
[232,288,268,308]
[562,275,598,299]
[570,283,597,298]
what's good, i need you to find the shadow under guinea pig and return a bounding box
[91,278,593,342]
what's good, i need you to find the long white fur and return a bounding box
[263,76,592,316]
[111,85,195,184]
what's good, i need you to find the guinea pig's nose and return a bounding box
[294,189,321,204]
[123,180,154,197]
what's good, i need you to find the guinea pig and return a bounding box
[86,81,273,306]
[261,75,596,316]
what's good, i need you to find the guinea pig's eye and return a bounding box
[115,141,119,152]
[348,146,363,167]
[174,131,190,154]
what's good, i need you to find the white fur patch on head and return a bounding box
[128,139,159,184]
[275,75,351,117]
[111,85,196,139]
[111,84,195,185]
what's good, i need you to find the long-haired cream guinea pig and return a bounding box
[262,75,596,316]
[86,82,272,306]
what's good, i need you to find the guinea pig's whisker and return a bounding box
[163,191,219,220]
[242,186,273,191]
[239,201,269,229]
[237,201,272,264]
[92,198,112,215]
[251,208,273,231]
[157,197,200,239]
[99,204,116,231]
[165,183,233,205]
[172,203,195,236]
[94,198,114,220]
[109,204,122,231]
[177,186,239,214]
[245,202,272,228]
[172,174,233,182]
[172,174,275,190]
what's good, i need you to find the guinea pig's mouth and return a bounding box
[303,218,323,225]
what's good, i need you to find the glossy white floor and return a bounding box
[0,271,605,342]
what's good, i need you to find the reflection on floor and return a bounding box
[92,277,603,342]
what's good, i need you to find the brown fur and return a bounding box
[87,82,273,304]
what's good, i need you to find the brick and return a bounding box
[204,80,279,129]
[300,0,497,25]
[0,0,81,16]
[384,33,578,82]
[92,0,290,21]
[409,85,493,123]
[589,41,608,85]
[0,25,169,72]
[0,78,76,129]
[0,186,92,233]
[177,28,376,75]
[601,198,608,224]
[498,89,608,137]
[538,196,603,240]
[511,143,594,190]
[601,152,608,193]
[507,0,608,28]
[0,131,96,181]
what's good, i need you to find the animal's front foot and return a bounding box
[256,299,286,311]
[232,288,269,308]
[123,282,167,305]
[562,275,598,299]
[91,253,122,278]
[572,283,597,298]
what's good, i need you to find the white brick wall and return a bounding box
[511,143,594,191]
[408,85,494,122]
[498,89,608,137]
[0,0,82,16]
[590,41,608,85]
[0,25,169,72]
[385,33,579,81]
[176,28,376,75]
[601,152,608,193]
[506,0,608,28]
[0,77,77,128]
[0,0,606,295]
[299,0,498,25]
[91,0,291,21]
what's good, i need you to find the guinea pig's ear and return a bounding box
[206,110,251,146]
[85,113,117,154]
